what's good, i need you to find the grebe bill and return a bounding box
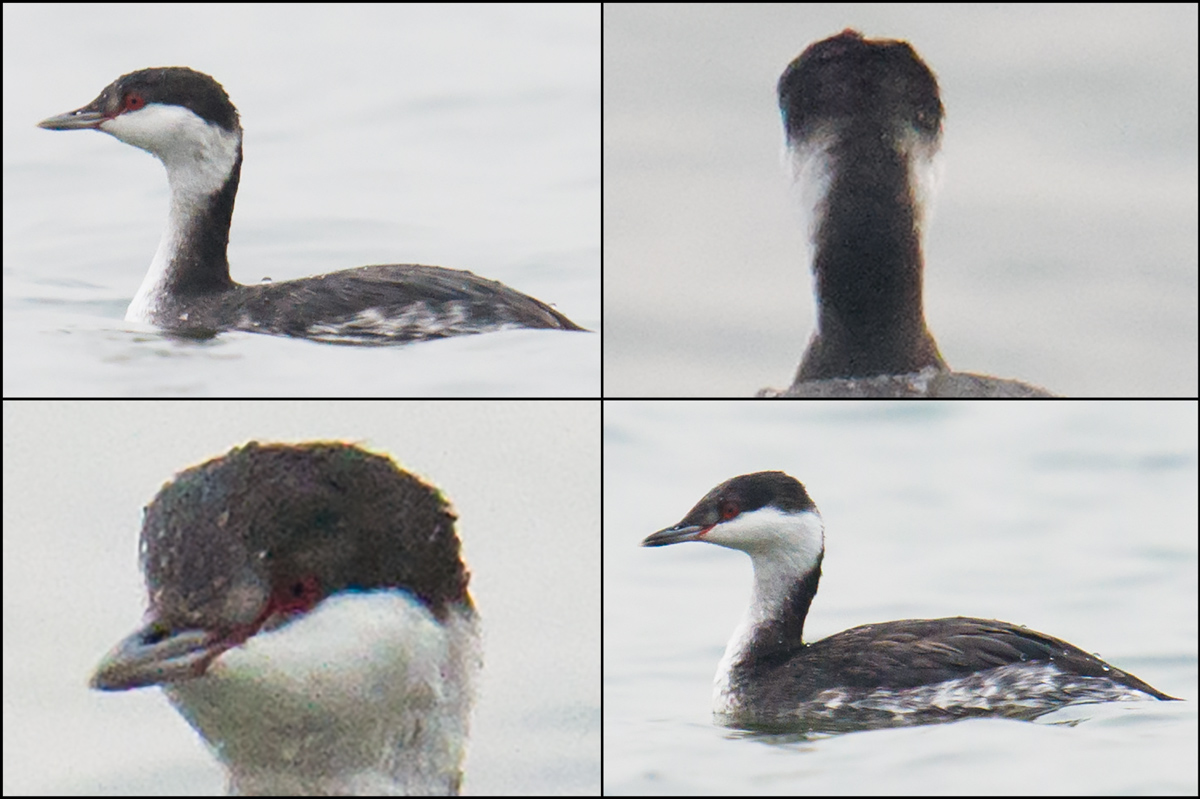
[38,66,584,344]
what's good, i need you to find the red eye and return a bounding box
[720,500,739,520]
[123,92,146,112]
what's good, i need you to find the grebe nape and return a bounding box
[90,442,479,795]
[38,66,584,344]
[769,31,1054,397]
[643,471,1177,731]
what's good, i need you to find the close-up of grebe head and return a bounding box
[90,442,480,795]
[37,67,584,345]
[765,31,1054,397]
[643,471,1177,732]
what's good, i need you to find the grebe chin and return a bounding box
[91,442,480,795]
[643,471,1176,731]
[38,67,583,344]
[761,31,1053,397]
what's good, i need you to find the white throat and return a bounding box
[708,507,824,714]
[107,103,241,324]
[165,590,480,796]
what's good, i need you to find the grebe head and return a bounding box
[90,442,480,795]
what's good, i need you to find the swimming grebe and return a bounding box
[643,471,1176,731]
[768,31,1053,396]
[38,67,583,344]
[91,442,480,795]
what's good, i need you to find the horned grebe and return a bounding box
[38,67,583,344]
[90,442,480,795]
[766,31,1053,397]
[642,471,1176,731]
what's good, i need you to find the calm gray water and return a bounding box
[4,5,599,396]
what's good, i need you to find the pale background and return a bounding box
[605,4,1198,397]
[3,401,600,795]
